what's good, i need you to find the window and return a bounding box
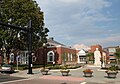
[109,54,114,56]
[49,55,53,61]
[19,51,29,64]
[10,53,14,63]
[64,53,67,61]
[47,51,55,62]
[79,56,86,62]
[18,56,22,63]
[68,53,70,61]
[25,53,29,64]
[70,54,73,61]
[108,48,116,52]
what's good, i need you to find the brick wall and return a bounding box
[35,46,77,65]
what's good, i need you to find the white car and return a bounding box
[0,64,14,73]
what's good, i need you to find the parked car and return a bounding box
[0,64,15,73]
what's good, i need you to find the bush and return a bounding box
[48,65,62,69]
[13,64,43,70]
[108,65,118,71]
[48,65,80,69]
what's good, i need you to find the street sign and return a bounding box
[0,20,33,74]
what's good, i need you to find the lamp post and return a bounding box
[27,20,33,74]
[16,55,19,70]
[43,43,47,69]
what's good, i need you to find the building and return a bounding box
[89,44,103,54]
[10,39,118,66]
[87,45,102,62]
[77,49,87,64]
[88,44,110,65]
[8,37,88,65]
[35,37,77,65]
[103,46,119,62]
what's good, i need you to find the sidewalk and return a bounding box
[10,65,120,84]
[10,67,83,78]
[10,68,41,78]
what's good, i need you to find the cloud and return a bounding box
[36,0,119,47]
[103,33,120,43]
[59,0,79,3]
[73,44,90,50]
[78,33,120,47]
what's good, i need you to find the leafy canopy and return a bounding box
[114,48,120,59]
[0,0,49,52]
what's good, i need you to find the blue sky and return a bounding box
[36,0,120,48]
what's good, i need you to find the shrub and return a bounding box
[105,65,118,74]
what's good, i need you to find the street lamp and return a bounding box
[27,20,33,74]
[43,43,47,69]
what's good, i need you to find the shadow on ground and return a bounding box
[0,74,26,82]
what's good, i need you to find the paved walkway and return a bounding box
[5,65,120,84]
[40,75,85,82]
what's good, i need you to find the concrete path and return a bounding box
[2,65,120,84]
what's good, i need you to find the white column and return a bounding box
[102,56,105,67]
[77,55,80,63]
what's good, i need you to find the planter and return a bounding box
[107,73,117,78]
[40,69,49,75]
[105,70,118,78]
[41,70,48,75]
[60,70,70,76]
[83,69,93,77]
[83,72,93,77]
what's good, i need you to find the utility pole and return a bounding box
[0,20,33,74]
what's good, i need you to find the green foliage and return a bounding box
[86,52,94,57]
[60,69,70,73]
[108,65,118,71]
[86,52,94,61]
[0,0,49,52]
[13,64,43,70]
[48,65,62,69]
[62,52,67,65]
[114,48,120,64]
[114,48,120,59]
[105,65,118,74]
[48,65,80,69]
[13,64,28,70]
[64,65,80,69]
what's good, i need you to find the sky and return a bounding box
[35,0,120,49]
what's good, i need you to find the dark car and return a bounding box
[0,64,15,73]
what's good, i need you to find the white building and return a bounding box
[77,49,87,64]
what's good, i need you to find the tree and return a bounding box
[62,52,67,66]
[86,52,94,63]
[0,0,49,53]
[114,48,120,64]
